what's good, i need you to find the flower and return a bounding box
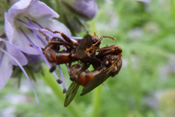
[3,0,99,105]
[0,38,27,89]
[4,0,75,91]
[5,0,71,55]
[62,0,98,20]
[56,0,98,34]
[0,38,39,105]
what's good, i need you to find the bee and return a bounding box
[64,45,122,107]
[41,28,114,72]
[40,28,122,107]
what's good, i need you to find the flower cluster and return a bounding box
[0,0,97,105]
[56,0,98,34]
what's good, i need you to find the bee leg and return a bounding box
[39,29,49,42]
[103,36,116,40]
[45,28,77,46]
[97,45,122,57]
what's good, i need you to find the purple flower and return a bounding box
[4,0,80,94]
[0,38,39,105]
[59,0,98,33]
[0,38,27,89]
[2,0,76,105]
[62,0,98,20]
[5,0,71,55]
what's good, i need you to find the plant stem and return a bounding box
[42,67,81,117]
[171,0,175,23]
[91,86,101,117]
[89,19,101,117]
[127,53,141,110]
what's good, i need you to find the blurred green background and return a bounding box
[0,0,175,117]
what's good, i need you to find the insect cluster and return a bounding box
[40,28,122,107]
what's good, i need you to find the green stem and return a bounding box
[127,53,141,110]
[171,0,175,23]
[42,67,81,117]
[90,20,96,33]
[89,19,101,117]
[55,0,62,13]
[91,86,101,117]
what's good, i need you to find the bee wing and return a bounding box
[64,81,80,107]
[80,71,108,96]
[81,62,117,96]
[75,34,93,59]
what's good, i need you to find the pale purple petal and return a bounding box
[4,14,39,54]
[0,45,40,105]
[28,0,59,19]
[0,53,13,89]
[73,0,98,19]
[5,13,40,54]
[6,0,58,22]
[0,38,28,66]
[63,0,98,20]
[26,54,41,64]
[5,0,34,41]
[38,19,71,37]
[5,42,28,66]
[4,13,15,44]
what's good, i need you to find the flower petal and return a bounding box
[28,0,59,19]
[0,45,40,105]
[0,39,28,66]
[4,13,15,45]
[63,0,98,20]
[7,0,58,20]
[73,0,98,19]
[0,52,12,89]
[5,42,28,66]
[5,0,32,34]
[39,19,71,37]
[4,14,39,54]
[5,13,40,55]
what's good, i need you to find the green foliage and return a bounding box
[1,0,175,117]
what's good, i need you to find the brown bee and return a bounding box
[41,28,114,72]
[64,44,122,107]
[40,28,122,107]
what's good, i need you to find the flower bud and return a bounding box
[62,0,98,20]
